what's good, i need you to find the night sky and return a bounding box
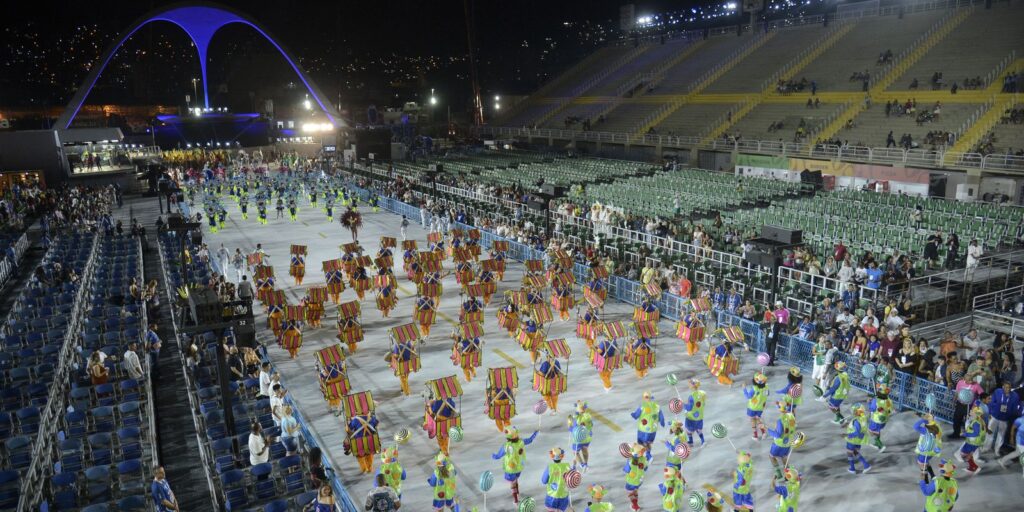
[3,0,677,113]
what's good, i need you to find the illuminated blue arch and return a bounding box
[57,2,341,129]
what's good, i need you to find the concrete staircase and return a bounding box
[595,40,708,123]
[944,96,1015,159]
[699,23,857,144]
[812,9,973,147]
[631,31,777,138]
[535,45,651,128]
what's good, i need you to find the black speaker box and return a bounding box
[760,225,802,245]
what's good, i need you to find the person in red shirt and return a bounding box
[834,241,847,263]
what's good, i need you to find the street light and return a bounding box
[303,94,312,110]
[429,87,438,106]
[191,78,199,105]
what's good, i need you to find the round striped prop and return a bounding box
[479,470,494,492]
[393,428,411,444]
[571,426,590,445]
[756,353,771,366]
[956,388,974,405]
[788,383,803,398]
[793,431,807,449]
[711,423,728,439]
[533,400,548,415]
[666,373,679,386]
[563,468,582,489]
[518,496,536,512]
[812,385,824,398]
[618,442,632,458]
[916,433,936,454]
[861,363,876,379]
[924,393,937,411]
[688,491,705,511]
[448,426,464,442]
[668,398,684,414]
[674,442,691,460]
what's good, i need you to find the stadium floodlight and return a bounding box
[726,2,737,9]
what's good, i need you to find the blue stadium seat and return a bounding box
[83,465,111,504]
[116,495,147,511]
[116,458,144,493]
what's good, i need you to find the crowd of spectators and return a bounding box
[1002,70,1021,93]
[876,49,894,65]
[776,77,815,95]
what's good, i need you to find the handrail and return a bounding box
[19,232,99,511]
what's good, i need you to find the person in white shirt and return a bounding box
[257,362,273,399]
[248,421,270,468]
[966,239,983,269]
[123,341,144,380]
[270,384,286,426]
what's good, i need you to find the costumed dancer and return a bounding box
[479,268,496,305]
[287,197,298,221]
[632,391,666,451]
[732,451,754,511]
[957,405,987,474]
[288,253,303,286]
[568,400,593,470]
[593,336,620,391]
[822,361,850,424]
[682,379,706,448]
[577,306,601,349]
[867,384,894,452]
[280,319,302,359]
[537,352,564,412]
[324,196,334,222]
[487,382,516,433]
[267,301,285,338]
[635,296,660,323]
[425,397,457,456]
[772,467,801,512]
[389,338,417,396]
[345,409,380,474]
[767,401,797,478]
[491,247,506,280]
[629,335,655,379]
[326,267,345,303]
[585,485,613,512]
[519,314,543,364]
[914,413,944,476]
[663,421,686,470]
[337,316,363,354]
[239,195,249,220]
[553,283,573,321]
[303,296,323,328]
[415,295,436,337]
[351,266,370,300]
[376,281,397,318]
[680,309,703,356]
[542,448,572,512]
[778,367,805,413]
[257,199,267,224]
[622,443,653,512]
[491,426,539,506]
[707,338,738,386]
[455,259,473,286]
[844,404,872,474]
[341,206,362,242]
[427,456,457,512]
[744,372,770,440]
[498,300,519,336]
[451,334,482,383]
[920,459,958,512]
[659,467,685,512]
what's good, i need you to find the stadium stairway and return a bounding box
[632,30,777,138]
[0,239,43,321]
[812,7,974,147]
[943,95,1017,161]
[117,199,213,510]
[699,22,858,144]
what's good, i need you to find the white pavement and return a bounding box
[198,194,1022,512]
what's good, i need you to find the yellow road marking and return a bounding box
[492,348,526,370]
[588,407,623,433]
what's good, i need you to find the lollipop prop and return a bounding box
[563,468,582,510]
[784,431,807,468]
[711,422,736,450]
[533,399,547,428]
[479,470,494,511]
[667,373,681,399]
[518,496,536,512]
[393,428,411,446]
[688,490,705,511]
[668,398,684,415]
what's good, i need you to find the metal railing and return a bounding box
[483,125,1024,172]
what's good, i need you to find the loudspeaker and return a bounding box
[760,225,802,245]
[526,196,548,211]
[191,230,203,247]
[540,184,566,197]
[746,250,782,268]
[187,288,222,326]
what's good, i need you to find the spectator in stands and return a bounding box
[279,405,300,456]
[365,474,401,511]
[123,340,144,380]
[961,329,982,360]
[88,351,109,385]
[237,275,253,303]
[966,239,983,271]
[945,233,961,269]
[773,301,790,325]
[227,346,245,381]
[258,361,273,399]
[248,420,271,470]
[310,484,337,511]
[145,323,162,378]
[151,466,179,512]
[865,262,883,290]
[271,384,287,426]
[951,371,984,439]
